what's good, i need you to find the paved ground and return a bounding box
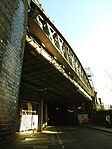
[58,126,112,149]
[13,125,112,149]
[13,126,62,149]
[87,125,112,133]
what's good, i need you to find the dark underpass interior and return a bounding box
[47,100,93,126]
[48,103,75,126]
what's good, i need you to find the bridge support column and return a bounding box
[73,104,78,125]
[0,0,28,148]
[45,103,48,123]
[38,99,43,132]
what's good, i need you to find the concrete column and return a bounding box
[38,99,43,132]
[73,103,78,125]
[45,104,48,123]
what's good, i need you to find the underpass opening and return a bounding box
[48,99,94,126]
[17,39,94,131]
[48,102,75,126]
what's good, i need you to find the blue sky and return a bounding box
[39,0,112,105]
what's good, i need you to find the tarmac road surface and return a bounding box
[13,126,112,149]
[56,126,112,149]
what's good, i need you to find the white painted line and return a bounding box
[33,145,48,149]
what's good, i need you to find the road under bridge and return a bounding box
[13,126,112,149]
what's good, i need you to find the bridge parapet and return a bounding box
[27,0,95,98]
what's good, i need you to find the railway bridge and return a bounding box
[0,0,95,148]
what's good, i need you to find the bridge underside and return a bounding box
[19,42,89,104]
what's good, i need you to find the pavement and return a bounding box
[13,126,62,149]
[87,124,112,133]
[13,125,112,149]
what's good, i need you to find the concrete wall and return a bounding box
[0,0,28,148]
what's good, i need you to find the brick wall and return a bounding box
[0,0,28,148]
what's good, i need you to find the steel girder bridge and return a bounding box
[20,0,95,108]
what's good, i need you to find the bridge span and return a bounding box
[19,0,96,130]
[0,0,96,148]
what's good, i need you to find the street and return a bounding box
[14,126,112,149]
[56,126,112,149]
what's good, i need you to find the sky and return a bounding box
[39,0,112,105]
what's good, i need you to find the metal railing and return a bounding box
[27,0,95,97]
